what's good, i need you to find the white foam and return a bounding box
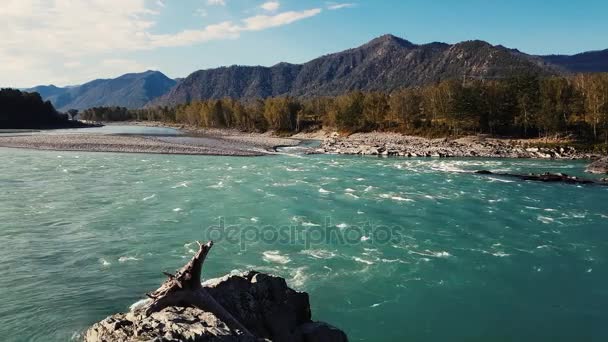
[410,250,451,258]
[357,210,365,215]
[118,256,140,263]
[302,222,321,227]
[353,257,374,265]
[208,181,224,189]
[250,217,259,223]
[336,223,349,229]
[492,251,510,257]
[184,241,197,249]
[381,258,408,264]
[487,177,515,183]
[99,258,111,267]
[345,188,356,192]
[129,298,152,312]
[361,236,371,242]
[262,250,291,264]
[301,249,336,259]
[431,163,467,173]
[364,186,374,192]
[272,182,297,187]
[289,267,308,288]
[142,194,156,201]
[391,196,414,202]
[345,193,360,199]
[171,181,190,189]
[318,188,332,194]
[537,216,554,224]
[173,208,182,212]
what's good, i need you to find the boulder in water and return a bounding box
[85,271,347,342]
[586,157,608,174]
[84,241,347,342]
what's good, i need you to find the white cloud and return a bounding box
[260,1,280,12]
[327,2,356,10]
[156,0,165,8]
[207,0,226,6]
[243,9,321,31]
[0,0,323,87]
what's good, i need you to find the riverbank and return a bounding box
[1,120,605,160]
[0,123,300,156]
[296,131,603,160]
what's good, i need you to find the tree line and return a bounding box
[79,73,608,143]
[0,89,68,128]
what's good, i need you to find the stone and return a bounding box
[586,157,608,174]
[84,271,347,342]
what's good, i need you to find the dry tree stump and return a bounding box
[141,240,253,337]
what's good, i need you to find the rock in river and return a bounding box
[84,271,347,342]
[586,157,608,174]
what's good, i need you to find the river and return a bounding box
[0,127,606,341]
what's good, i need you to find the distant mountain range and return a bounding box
[27,71,176,111]
[26,34,608,111]
[540,49,608,73]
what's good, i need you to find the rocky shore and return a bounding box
[85,271,347,342]
[307,132,600,160]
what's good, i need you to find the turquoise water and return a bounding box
[0,146,607,341]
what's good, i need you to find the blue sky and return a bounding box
[2,0,607,87]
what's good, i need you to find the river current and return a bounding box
[0,133,606,341]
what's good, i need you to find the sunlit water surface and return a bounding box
[0,146,607,341]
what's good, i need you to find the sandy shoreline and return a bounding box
[0,123,301,156]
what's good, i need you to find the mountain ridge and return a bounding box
[539,49,608,73]
[150,34,569,107]
[27,70,176,111]
[24,34,608,110]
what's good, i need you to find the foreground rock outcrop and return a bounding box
[586,157,608,174]
[85,241,346,342]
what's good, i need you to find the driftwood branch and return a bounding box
[475,170,608,186]
[141,240,253,337]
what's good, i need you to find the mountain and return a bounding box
[540,49,608,73]
[25,35,608,110]
[28,71,176,111]
[150,34,567,107]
